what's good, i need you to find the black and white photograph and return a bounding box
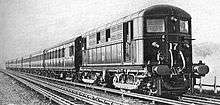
[0,0,219,105]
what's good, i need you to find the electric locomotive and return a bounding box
[5,5,209,96]
[80,5,209,95]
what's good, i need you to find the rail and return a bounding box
[5,69,218,105]
[24,74,127,105]
[182,94,220,105]
[25,72,193,105]
[1,70,78,105]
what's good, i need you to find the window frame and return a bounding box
[146,18,165,33]
[179,20,189,34]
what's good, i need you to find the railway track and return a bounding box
[25,73,191,105]
[2,71,80,105]
[26,72,220,105]
[2,69,219,105]
[21,74,129,105]
[181,94,220,105]
[4,70,128,105]
[9,70,192,105]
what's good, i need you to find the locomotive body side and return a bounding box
[79,10,146,86]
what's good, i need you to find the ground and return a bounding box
[0,72,52,105]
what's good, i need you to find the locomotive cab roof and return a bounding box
[143,5,191,19]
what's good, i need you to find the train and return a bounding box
[5,5,209,96]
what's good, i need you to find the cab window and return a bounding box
[168,17,178,33]
[180,20,189,33]
[146,19,165,32]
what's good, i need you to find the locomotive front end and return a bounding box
[141,5,209,95]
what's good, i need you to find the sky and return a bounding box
[0,0,220,69]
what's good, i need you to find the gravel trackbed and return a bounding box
[0,72,52,105]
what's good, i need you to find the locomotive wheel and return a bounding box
[147,88,158,95]
[81,72,99,84]
[137,77,159,96]
[113,73,141,90]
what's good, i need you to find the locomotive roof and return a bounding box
[143,5,191,18]
[81,4,191,37]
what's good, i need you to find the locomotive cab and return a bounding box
[142,5,208,95]
[144,5,192,74]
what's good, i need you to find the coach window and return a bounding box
[54,51,56,58]
[50,52,52,59]
[47,53,49,60]
[50,51,52,59]
[59,49,61,58]
[106,29,110,42]
[47,53,49,59]
[55,50,58,58]
[44,54,46,60]
[97,32,100,44]
[58,49,60,58]
[71,46,75,56]
[52,51,54,58]
[52,51,54,59]
[69,45,73,56]
[58,49,61,58]
[48,52,50,59]
[44,53,46,60]
[59,49,62,58]
[146,19,165,32]
[62,48,65,57]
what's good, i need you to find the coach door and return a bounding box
[123,20,133,63]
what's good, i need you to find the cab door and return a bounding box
[123,20,133,63]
